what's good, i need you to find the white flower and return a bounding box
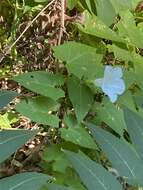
[95,66,125,103]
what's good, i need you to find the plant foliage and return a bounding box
[1,0,143,190]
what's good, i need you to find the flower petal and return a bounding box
[108,93,118,103]
[95,66,125,103]
[104,66,123,79]
[103,79,125,94]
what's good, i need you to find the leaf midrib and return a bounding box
[9,176,47,190]
[0,133,33,145]
[99,132,136,178]
[72,155,108,190]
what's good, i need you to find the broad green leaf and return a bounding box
[79,11,123,42]
[109,0,133,13]
[107,44,143,90]
[14,71,65,101]
[0,114,11,129]
[95,98,126,135]
[0,112,18,129]
[67,0,77,10]
[44,184,75,190]
[53,41,103,80]
[64,150,123,190]
[133,91,143,109]
[51,169,86,190]
[64,114,78,128]
[0,90,17,110]
[107,44,133,62]
[123,69,137,89]
[0,172,51,190]
[0,129,37,163]
[16,97,59,128]
[118,53,143,90]
[117,91,136,111]
[124,107,143,161]
[133,54,143,90]
[109,0,141,13]
[79,0,96,14]
[60,127,97,149]
[107,45,143,88]
[84,0,96,13]
[83,0,92,13]
[43,145,70,173]
[117,91,143,119]
[67,76,94,123]
[88,124,143,186]
[96,0,116,26]
[117,10,143,48]
[107,45,143,89]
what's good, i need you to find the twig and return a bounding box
[58,0,65,45]
[0,0,56,63]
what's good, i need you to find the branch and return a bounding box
[58,0,65,45]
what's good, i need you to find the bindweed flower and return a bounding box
[95,66,125,103]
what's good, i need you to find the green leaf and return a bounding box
[107,44,143,89]
[0,172,51,190]
[124,107,143,161]
[0,90,17,110]
[117,91,143,119]
[79,0,96,14]
[88,124,143,186]
[123,69,137,89]
[95,98,126,135]
[64,150,123,190]
[133,91,143,109]
[44,184,75,190]
[109,0,133,13]
[79,11,123,42]
[107,45,143,89]
[67,76,94,123]
[14,71,65,101]
[67,0,77,10]
[64,114,78,128]
[60,127,97,149]
[109,0,140,13]
[0,112,18,129]
[53,41,103,80]
[117,52,143,90]
[84,0,96,13]
[0,129,37,163]
[108,45,143,90]
[117,10,143,48]
[96,0,116,26]
[52,169,86,190]
[133,54,143,90]
[107,44,133,62]
[43,145,70,173]
[16,97,59,128]
[117,91,136,112]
